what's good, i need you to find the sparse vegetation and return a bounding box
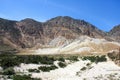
[86,63,91,66]
[38,65,58,72]
[80,67,87,71]
[58,62,66,68]
[2,67,15,75]
[58,57,65,62]
[28,69,40,73]
[0,57,19,69]
[0,54,116,80]
[0,55,57,69]
[13,74,41,80]
[0,54,79,70]
[67,56,79,61]
[82,55,107,63]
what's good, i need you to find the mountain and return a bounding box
[0,16,120,54]
[44,16,106,38]
[0,18,20,53]
[109,24,120,42]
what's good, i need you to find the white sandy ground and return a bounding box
[14,63,52,73]
[13,60,120,80]
[34,48,60,55]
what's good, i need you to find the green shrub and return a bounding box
[81,67,87,71]
[82,56,96,62]
[86,63,91,66]
[28,69,40,73]
[67,56,79,61]
[82,55,107,63]
[13,74,41,80]
[58,62,66,68]
[39,56,55,65]
[58,57,65,62]
[38,65,57,72]
[0,57,19,69]
[0,55,56,69]
[96,55,107,62]
[2,67,15,75]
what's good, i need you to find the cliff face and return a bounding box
[0,16,119,52]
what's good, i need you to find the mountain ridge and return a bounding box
[0,16,120,53]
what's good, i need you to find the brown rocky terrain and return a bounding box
[109,25,120,42]
[0,16,120,54]
[107,48,120,66]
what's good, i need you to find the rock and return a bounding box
[107,48,120,66]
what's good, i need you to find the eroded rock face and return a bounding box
[15,18,44,48]
[107,49,120,66]
[45,16,106,39]
[0,16,120,53]
[0,16,106,50]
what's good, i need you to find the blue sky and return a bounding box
[0,0,120,31]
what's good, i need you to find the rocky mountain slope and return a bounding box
[109,24,120,42]
[19,36,120,55]
[0,16,120,54]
